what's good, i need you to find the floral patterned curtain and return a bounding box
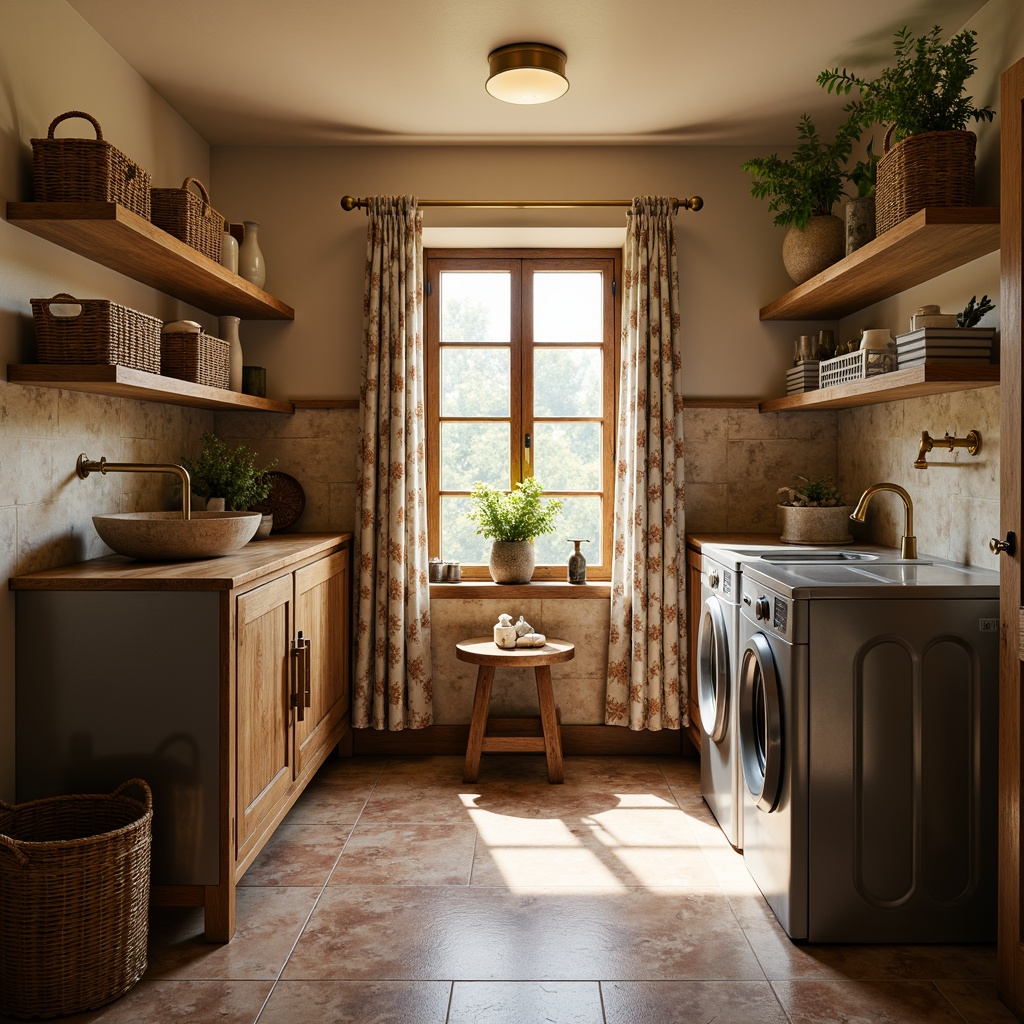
[353,196,433,730]
[605,197,687,731]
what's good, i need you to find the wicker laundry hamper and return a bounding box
[0,779,153,1019]
[875,126,976,235]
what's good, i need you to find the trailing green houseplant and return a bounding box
[182,432,276,511]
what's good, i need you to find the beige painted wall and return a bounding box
[0,0,216,800]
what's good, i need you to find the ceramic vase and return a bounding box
[782,214,844,285]
[219,315,243,391]
[238,220,266,289]
[220,229,239,274]
[489,540,535,584]
[844,196,875,256]
[567,539,588,584]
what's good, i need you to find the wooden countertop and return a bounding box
[686,533,782,551]
[9,533,352,591]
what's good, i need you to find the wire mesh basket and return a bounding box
[819,348,895,388]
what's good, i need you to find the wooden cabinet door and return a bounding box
[236,573,294,857]
[999,55,1024,1020]
[294,548,351,776]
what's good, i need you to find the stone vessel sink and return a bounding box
[93,511,262,560]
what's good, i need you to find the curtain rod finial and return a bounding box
[684,196,704,212]
[340,195,362,212]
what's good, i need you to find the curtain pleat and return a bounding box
[353,196,433,730]
[605,196,687,731]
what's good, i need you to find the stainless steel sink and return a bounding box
[760,550,880,563]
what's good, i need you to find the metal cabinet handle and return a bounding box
[290,633,306,722]
[990,531,1016,556]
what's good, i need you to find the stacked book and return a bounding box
[896,328,995,368]
[786,359,819,394]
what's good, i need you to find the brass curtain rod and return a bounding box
[339,194,704,213]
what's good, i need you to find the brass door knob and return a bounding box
[990,532,1016,556]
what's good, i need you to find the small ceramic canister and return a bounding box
[494,613,517,649]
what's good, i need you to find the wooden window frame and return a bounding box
[425,248,621,582]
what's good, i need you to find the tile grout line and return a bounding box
[250,757,389,1023]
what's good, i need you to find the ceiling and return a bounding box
[67,0,991,147]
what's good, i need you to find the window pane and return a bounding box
[442,348,510,417]
[534,348,602,417]
[440,422,510,491]
[441,272,510,343]
[534,422,601,491]
[533,272,602,343]
[441,496,491,564]
[533,496,602,566]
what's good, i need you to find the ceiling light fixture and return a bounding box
[485,43,569,105]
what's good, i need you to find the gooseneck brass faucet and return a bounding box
[76,454,191,520]
[850,482,917,559]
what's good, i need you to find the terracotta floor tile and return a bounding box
[285,759,385,824]
[281,885,763,982]
[146,887,320,980]
[329,823,477,885]
[239,823,352,886]
[448,981,604,1023]
[258,980,451,1023]
[602,979,790,1024]
[0,980,274,1024]
[772,978,970,1023]
[934,979,1022,1023]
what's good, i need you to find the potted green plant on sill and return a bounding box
[467,477,562,584]
[742,112,861,284]
[777,476,854,545]
[182,432,277,533]
[818,25,995,235]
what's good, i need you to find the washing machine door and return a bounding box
[739,632,783,812]
[697,596,730,742]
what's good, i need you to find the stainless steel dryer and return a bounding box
[737,558,999,942]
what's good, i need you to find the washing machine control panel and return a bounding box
[741,578,795,641]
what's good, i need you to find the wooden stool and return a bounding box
[456,637,575,784]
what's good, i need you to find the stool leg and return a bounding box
[534,664,564,784]
[464,665,494,783]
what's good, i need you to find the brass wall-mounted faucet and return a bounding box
[850,482,917,559]
[76,454,191,520]
[914,430,982,469]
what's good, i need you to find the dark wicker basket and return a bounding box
[875,127,977,235]
[30,293,162,373]
[150,176,224,262]
[31,111,151,218]
[161,329,230,388]
[0,780,153,1019]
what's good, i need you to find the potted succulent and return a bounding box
[742,113,861,284]
[182,432,277,534]
[818,25,996,235]
[466,477,562,584]
[777,476,854,545]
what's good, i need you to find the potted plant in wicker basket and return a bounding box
[742,112,861,284]
[777,476,854,545]
[467,478,562,583]
[818,25,995,236]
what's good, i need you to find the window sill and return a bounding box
[429,581,611,600]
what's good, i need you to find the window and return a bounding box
[425,250,620,580]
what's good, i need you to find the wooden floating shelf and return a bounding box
[7,202,294,320]
[759,207,1000,321]
[759,363,1000,412]
[7,364,295,413]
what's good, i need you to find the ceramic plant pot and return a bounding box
[782,214,844,285]
[778,504,855,545]
[844,196,876,256]
[489,539,535,584]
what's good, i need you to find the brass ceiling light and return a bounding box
[485,43,569,105]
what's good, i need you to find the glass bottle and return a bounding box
[567,539,589,584]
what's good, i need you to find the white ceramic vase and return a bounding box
[237,220,265,289]
[220,229,238,274]
[219,315,243,391]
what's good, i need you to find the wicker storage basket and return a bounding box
[875,127,976,235]
[0,779,153,1019]
[161,329,230,388]
[150,177,224,262]
[30,293,161,373]
[31,111,151,219]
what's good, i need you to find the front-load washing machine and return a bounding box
[697,542,899,851]
[736,557,999,942]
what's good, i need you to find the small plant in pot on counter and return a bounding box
[467,477,562,584]
[777,476,853,544]
[182,432,276,512]
[777,476,847,508]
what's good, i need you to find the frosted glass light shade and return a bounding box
[486,43,569,104]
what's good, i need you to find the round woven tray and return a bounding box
[251,471,305,531]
